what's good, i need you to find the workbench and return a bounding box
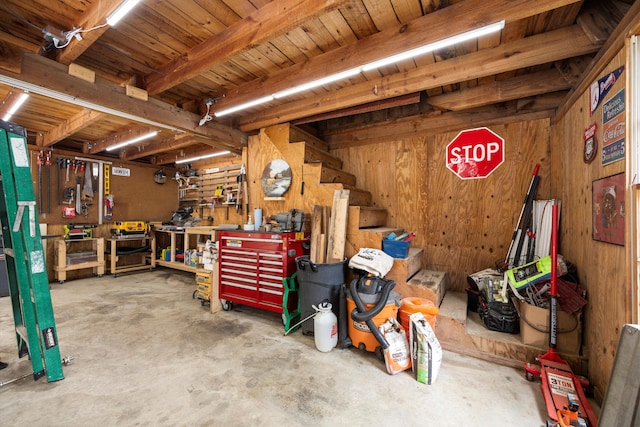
[105,236,156,277]
[153,226,218,273]
[54,238,105,283]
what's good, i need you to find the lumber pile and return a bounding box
[309,190,349,263]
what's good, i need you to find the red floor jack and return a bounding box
[523,204,598,427]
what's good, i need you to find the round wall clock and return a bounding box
[261,159,292,197]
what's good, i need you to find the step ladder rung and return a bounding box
[15,325,29,350]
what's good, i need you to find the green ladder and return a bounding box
[0,122,64,382]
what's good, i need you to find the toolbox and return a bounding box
[218,230,308,314]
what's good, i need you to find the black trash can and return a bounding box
[296,256,346,336]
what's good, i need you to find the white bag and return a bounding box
[409,312,442,384]
[379,317,411,375]
[348,248,394,277]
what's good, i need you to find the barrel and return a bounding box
[398,297,439,339]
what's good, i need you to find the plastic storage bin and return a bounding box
[382,239,410,258]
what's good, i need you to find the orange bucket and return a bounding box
[399,297,439,339]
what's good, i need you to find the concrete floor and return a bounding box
[0,269,549,426]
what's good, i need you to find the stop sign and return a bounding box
[446,127,504,179]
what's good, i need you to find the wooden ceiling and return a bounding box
[0,0,634,165]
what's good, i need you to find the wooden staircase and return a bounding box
[254,123,591,373]
[259,123,428,290]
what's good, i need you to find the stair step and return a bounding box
[345,226,403,258]
[289,125,329,151]
[304,162,357,186]
[347,206,387,234]
[385,248,423,286]
[344,187,371,206]
[302,143,342,169]
[394,268,447,307]
[434,292,589,373]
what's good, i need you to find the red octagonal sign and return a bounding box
[446,127,504,179]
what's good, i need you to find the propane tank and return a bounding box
[313,301,338,352]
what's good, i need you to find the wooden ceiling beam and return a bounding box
[323,94,564,149]
[0,40,24,74]
[211,0,582,116]
[56,1,127,65]
[122,133,202,161]
[427,69,571,111]
[143,0,350,95]
[239,25,600,131]
[88,125,154,154]
[154,147,233,166]
[0,51,246,152]
[293,93,421,125]
[36,108,105,148]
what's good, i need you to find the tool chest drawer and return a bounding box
[218,231,308,314]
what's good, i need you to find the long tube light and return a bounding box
[214,21,505,118]
[0,74,182,132]
[107,0,141,26]
[106,130,158,151]
[2,91,29,122]
[361,21,505,71]
[175,150,231,164]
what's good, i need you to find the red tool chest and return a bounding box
[218,230,308,314]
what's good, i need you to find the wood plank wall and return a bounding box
[330,119,551,292]
[552,49,627,399]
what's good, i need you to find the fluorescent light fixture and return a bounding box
[362,21,505,71]
[175,150,231,164]
[214,95,275,118]
[213,21,505,117]
[273,67,362,99]
[0,75,182,132]
[107,0,141,26]
[106,130,158,151]
[2,91,29,122]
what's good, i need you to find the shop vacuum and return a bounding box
[346,273,402,358]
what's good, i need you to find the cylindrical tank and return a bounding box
[314,302,338,352]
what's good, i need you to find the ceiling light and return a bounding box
[2,91,29,122]
[106,130,158,151]
[213,21,505,117]
[0,75,182,133]
[361,21,505,71]
[214,96,275,118]
[175,150,231,164]
[273,67,362,99]
[107,0,141,26]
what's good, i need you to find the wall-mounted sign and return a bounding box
[112,167,130,177]
[590,65,624,115]
[583,123,597,164]
[601,88,625,166]
[446,127,504,179]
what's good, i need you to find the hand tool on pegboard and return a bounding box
[241,164,249,213]
[36,150,43,214]
[45,149,52,213]
[56,157,63,205]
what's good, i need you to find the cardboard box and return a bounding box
[518,301,582,354]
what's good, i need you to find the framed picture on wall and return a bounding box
[592,172,625,245]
